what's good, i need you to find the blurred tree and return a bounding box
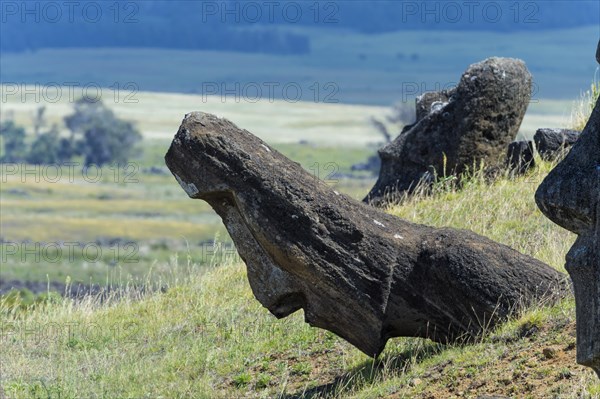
[64,97,142,166]
[64,97,108,145]
[78,117,141,166]
[357,101,417,175]
[0,120,27,162]
[26,126,64,164]
[370,101,416,144]
[32,106,47,137]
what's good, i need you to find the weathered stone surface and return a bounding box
[535,40,600,378]
[506,141,535,175]
[533,128,581,161]
[415,91,452,122]
[365,57,531,205]
[166,112,567,357]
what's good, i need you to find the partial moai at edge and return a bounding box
[535,40,600,378]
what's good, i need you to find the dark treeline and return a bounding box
[0,1,311,54]
[1,1,598,54]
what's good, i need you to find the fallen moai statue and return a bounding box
[166,112,567,357]
[365,57,532,205]
[534,128,581,161]
[535,41,600,378]
[506,140,535,175]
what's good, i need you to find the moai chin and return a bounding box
[535,40,600,378]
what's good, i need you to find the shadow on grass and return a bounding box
[280,339,447,399]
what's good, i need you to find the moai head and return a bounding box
[535,40,600,378]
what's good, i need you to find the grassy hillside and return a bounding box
[2,160,598,399]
